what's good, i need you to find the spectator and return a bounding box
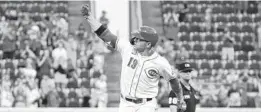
[90,74,108,108]
[236,1,248,14]
[12,79,27,107]
[217,85,228,107]
[46,88,60,107]
[255,81,261,107]
[81,88,91,107]
[201,85,219,107]
[1,78,14,107]
[222,33,235,60]
[175,46,189,62]
[226,69,238,84]
[99,10,109,28]
[241,41,255,52]
[65,34,77,68]
[227,82,241,107]
[177,3,188,22]
[52,41,68,63]
[2,34,16,59]
[204,7,212,32]
[24,81,40,107]
[247,2,258,14]
[257,22,261,50]
[40,75,55,106]
[36,49,52,86]
[0,16,9,34]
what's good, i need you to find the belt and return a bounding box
[121,94,152,104]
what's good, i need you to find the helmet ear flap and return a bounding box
[130,37,135,45]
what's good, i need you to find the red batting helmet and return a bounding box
[130,26,159,47]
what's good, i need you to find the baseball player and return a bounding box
[81,5,185,112]
[169,62,200,112]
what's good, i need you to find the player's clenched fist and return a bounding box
[81,4,91,19]
[177,100,187,112]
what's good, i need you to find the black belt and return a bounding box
[121,94,152,104]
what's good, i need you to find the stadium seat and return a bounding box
[173,44,179,50]
[229,15,240,23]
[193,43,203,51]
[4,60,14,69]
[213,61,222,69]
[242,34,253,42]
[201,70,212,79]
[205,43,216,51]
[229,24,240,33]
[233,34,242,42]
[80,69,90,79]
[241,24,254,33]
[211,1,222,5]
[215,15,227,23]
[212,5,221,14]
[190,23,201,32]
[189,52,197,59]
[200,6,208,13]
[204,34,215,42]
[222,5,234,14]
[18,3,28,12]
[241,16,253,23]
[30,3,41,13]
[198,52,209,59]
[179,33,190,42]
[188,6,198,14]
[68,98,80,107]
[191,14,202,22]
[254,14,261,22]
[250,53,261,60]
[191,33,202,42]
[31,13,42,22]
[68,90,79,99]
[241,42,255,52]
[217,43,223,51]
[237,53,248,61]
[182,42,192,51]
[249,61,260,70]
[200,61,211,69]
[80,78,90,88]
[56,4,68,13]
[222,1,235,5]
[6,4,17,10]
[190,61,198,69]
[179,24,189,32]
[210,52,222,60]
[67,78,79,89]
[44,3,54,13]
[224,61,235,69]
[233,44,241,51]
[187,1,198,4]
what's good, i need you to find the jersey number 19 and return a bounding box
[127,57,138,69]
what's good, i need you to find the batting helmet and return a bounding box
[130,26,159,47]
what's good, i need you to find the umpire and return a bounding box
[169,62,200,112]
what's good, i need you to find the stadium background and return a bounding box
[0,0,261,111]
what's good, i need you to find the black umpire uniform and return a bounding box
[169,62,200,112]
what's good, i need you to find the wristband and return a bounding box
[95,25,107,37]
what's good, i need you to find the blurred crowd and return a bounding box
[0,2,109,108]
[158,0,261,108]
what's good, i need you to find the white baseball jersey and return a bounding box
[115,37,177,99]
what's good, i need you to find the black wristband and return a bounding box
[95,25,107,36]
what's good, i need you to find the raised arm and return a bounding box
[81,5,117,49]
